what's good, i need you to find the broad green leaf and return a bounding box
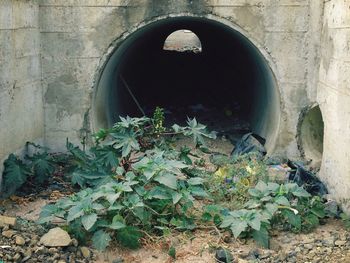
[171,192,182,204]
[230,220,248,238]
[292,187,311,197]
[31,154,55,184]
[67,204,84,222]
[255,181,268,193]
[248,216,261,231]
[38,204,57,224]
[311,207,326,218]
[275,196,290,206]
[267,182,280,192]
[282,209,301,230]
[116,226,142,249]
[154,173,177,190]
[248,188,261,198]
[190,186,209,198]
[187,177,204,186]
[82,213,98,230]
[265,203,278,216]
[107,215,126,230]
[304,213,319,226]
[180,153,192,165]
[71,171,86,187]
[105,192,121,205]
[92,230,111,251]
[148,187,171,200]
[252,227,269,248]
[2,154,29,197]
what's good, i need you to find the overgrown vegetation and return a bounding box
[0,107,341,251]
[1,143,55,197]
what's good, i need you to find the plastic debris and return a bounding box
[231,133,267,158]
[288,161,328,196]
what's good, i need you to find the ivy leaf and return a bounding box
[154,173,177,190]
[116,226,142,249]
[92,230,111,251]
[81,213,98,231]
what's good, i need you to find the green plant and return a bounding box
[152,106,166,134]
[35,110,330,252]
[219,181,322,248]
[206,153,268,208]
[39,114,215,250]
[1,143,56,197]
[340,212,350,229]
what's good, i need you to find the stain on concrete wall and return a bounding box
[0,0,43,173]
[2,0,350,205]
[318,0,350,212]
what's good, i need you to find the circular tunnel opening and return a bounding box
[94,16,280,152]
[299,105,324,168]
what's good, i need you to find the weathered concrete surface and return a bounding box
[0,0,349,208]
[38,0,319,157]
[318,0,350,211]
[0,0,43,173]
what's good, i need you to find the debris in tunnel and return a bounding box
[231,132,267,158]
[288,161,328,196]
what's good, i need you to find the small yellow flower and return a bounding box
[214,166,229,178]
[246,165,256,175]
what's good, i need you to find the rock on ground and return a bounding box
[40,227,72,247]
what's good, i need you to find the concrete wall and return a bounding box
[38,0,321,157]
[2,0,350,208]
[0,0,43,172]
[318,0,350,210]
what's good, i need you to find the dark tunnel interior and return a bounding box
[94,16,280,151]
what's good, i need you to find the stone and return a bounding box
[71,238,78,247]
[39,227,72,247]
[48,247,58,254]
[80,246,91,259]
[335,240,347,246]
[15,235,26,245]
[13,253,21,261]
[2,230,15,238]
[0,215,17,226]
[215,248,234,263]
[270,239,282,251]
[322,236,336,247]
[304,244,313,250]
